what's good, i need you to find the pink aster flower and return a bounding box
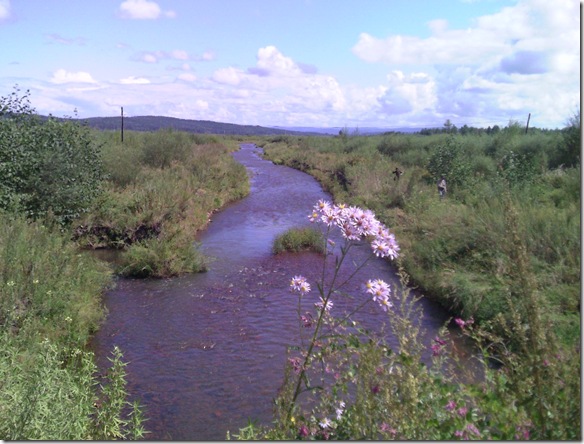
[364,279,392,311]
[290,275,311,294]
[315,297,333,312]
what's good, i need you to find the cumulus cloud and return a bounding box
[351,0,579,127]
[255,45,303,77]
[50,69,97,84]
[119,76,150,84]
[118,0,175,20]
[212,67,242,86]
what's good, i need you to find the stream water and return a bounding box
[90,143,467,440]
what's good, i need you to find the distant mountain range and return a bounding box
[78,115,420,136]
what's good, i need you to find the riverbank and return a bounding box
[255,131,580,348]
[73,131,250,277]
[0,129,251,439]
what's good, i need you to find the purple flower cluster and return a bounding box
[309,199,400,260]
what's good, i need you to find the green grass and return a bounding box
[258,128,580,347]
[74,131,250,277]
[273,227,325,254]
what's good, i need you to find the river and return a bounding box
[90,143,464,440]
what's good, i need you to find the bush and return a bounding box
[0,87,104,225]
[273,227,325,254]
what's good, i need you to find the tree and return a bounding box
[557,110,580,168]
[426,136,472,188]
[0,87,104,224]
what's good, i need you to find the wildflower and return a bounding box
[6,281,15,287]
[288,357,303,374]
[364,279,392,310]
[371,384,380,394]
[298,424,310,437]
[465,423,481,437]
[315,297,333,312]
[380,423,397,436]
[515,422,531,440]
[445,400,456,411]
[432,336,447,356]
[319,417,332,429]
[321,207,340,227]
[301,312,314,328]
[454,318,466,329]
[457,406,468,417]
[371,238,390,257]
[378,295,393,312]
[335,401,345,420]
[290,275,311,294]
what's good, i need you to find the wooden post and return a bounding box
[121,107,124,143]
[525,113,531,134]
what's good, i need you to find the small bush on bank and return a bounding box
[75,136,250,277]
[273,227,325,254]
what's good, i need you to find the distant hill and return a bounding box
[82,115,320,136]
[269,126,422,135]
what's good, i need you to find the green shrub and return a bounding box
[273,227,325,254]
[0,87,104,225]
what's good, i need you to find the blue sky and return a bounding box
[0,0,579,129]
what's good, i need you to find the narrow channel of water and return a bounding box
[90,143,468,440]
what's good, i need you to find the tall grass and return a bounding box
[258,128,580,347]
[75,131,250,277]
[0,212,145,439]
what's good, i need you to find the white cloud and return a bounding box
[142,53,158,63]
[255,45,303,77]
[119,76,150,84]
[137,49,195,63]
[118,0,175,20]
[177,73,196,82]
[212,67,242,85]
[50,69,97,84]
[170,49,189,61]
[0,0,10,21]
[350,0,579,128]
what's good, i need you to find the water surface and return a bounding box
[91,143,462,440]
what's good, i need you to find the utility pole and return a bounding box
[525,113,531,134]
[121,106,124,143]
